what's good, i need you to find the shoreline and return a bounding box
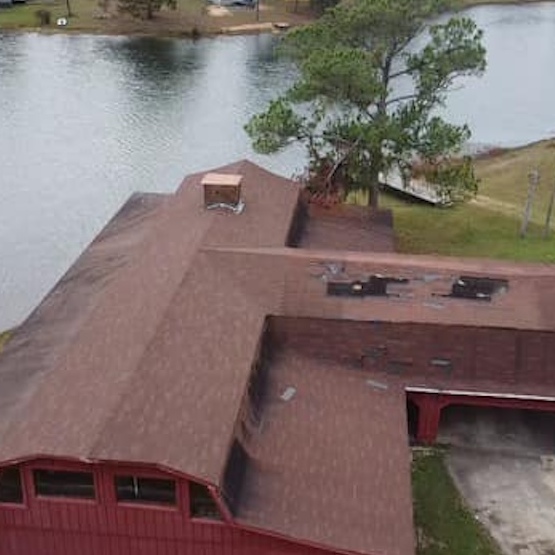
[1,0,553,39]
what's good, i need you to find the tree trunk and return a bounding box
[368,182,379,209]
[367,156,381,209]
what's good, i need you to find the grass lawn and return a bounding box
[473,139,555,226]
[3,0,553,36]
[374,138,555,262]
[0,0,103,30]
[412,450,502,555]
[0,0,311,35]
[385,196,555,262]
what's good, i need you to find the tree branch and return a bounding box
[325,138,361,188]
[386,93,418,106]
[389,67,413,80]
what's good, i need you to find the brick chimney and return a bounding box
[201,173,243,208]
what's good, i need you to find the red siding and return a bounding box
[0,459,337,555]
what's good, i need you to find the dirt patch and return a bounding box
[221,21,275,32]
[471,195,521,217]
[207,5,232,16]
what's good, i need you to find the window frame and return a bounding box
[108,467,182,512]
[29,461,97,504]
[189,480,223,522]
[0,465,26,508]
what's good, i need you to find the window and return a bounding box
[115,476,176,506]
[0,467,23,504]
[190,482,221,519]
[34,469,95,499]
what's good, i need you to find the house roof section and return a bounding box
[178,160,301,249]
[0,193,167,444]
[207,247,555,331]
[236,349,415,555]
[299,205,396,252]
[0,162,301,482]
[2,160,555,555]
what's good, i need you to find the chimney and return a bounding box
[201,173,243,209]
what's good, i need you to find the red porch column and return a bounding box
[414,394,444,445]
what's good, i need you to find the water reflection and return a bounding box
[101,36,204,94]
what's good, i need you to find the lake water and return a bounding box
[1,3,555,329]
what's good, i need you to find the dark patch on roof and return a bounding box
[0,193,166,442]
[235,349,414,555]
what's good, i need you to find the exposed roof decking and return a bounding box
[207,247,555,331]
[236,350,414,555]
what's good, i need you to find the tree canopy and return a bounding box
[118,0,176,20]
[245,0,486,207]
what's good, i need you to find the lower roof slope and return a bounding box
[236,349,414,555]
[209,247,555,331]
[299,205,396,253]
[0,193,166,443]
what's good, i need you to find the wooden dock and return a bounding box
[380,169,450,206]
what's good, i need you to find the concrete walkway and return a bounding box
[440,407,555,555]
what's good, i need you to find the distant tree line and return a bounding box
[118,0,176,20]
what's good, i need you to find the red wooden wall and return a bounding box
[0,458,336,555]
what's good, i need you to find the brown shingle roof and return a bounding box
[236,349,415,555]
[0,162,300,485]
[300,205,396,252]
[208,247,555,331]
[0,193,166,444]
[3,160,555,555]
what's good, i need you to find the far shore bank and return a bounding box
[1,0,554,39]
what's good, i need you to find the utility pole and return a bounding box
[520,169,540,238]
[544,175,555,239]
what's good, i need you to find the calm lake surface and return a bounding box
[1,3,555,329]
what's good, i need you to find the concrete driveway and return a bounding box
[438,407,555,555]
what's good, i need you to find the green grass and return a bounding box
[0,0,105,30]
[412,450,502,555]
[0,0,310,35]
[473,139,555,226]
[0,331,11,354]
[347,138,555,263]
[383,195,555,262]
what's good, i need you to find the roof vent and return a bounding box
[201,173,244,213]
